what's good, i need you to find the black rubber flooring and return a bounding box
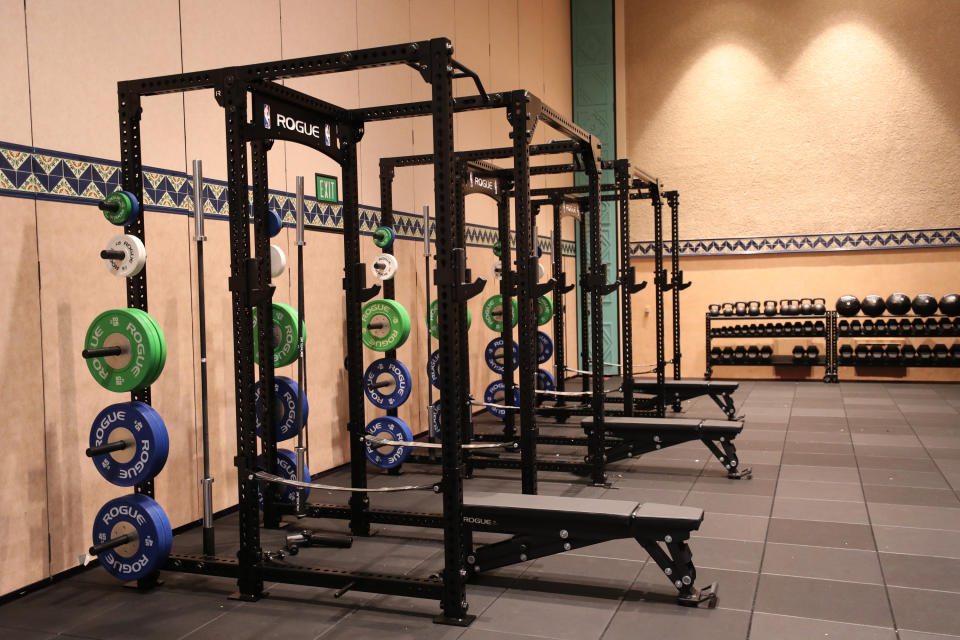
[2,380,960,639]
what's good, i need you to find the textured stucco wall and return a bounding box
[623,0,960,241]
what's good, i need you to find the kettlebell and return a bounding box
[747,300,761,316]
[708,303,721,316]
[812,297,826,315]
[763,300,777,316]
[734,301,748,316]
[722,302,734,316]
[800,298,814,315]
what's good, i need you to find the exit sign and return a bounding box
[315,173,338,203]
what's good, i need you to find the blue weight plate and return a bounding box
[268,209,283,237]
[258,448,309,506]
[88,401,169,487]
[91,494,172,582]
[483,380,520,419]
[364,416,413,469]
[363,358,412,409]
[536,331,554,364]
[429,400,442,440]
[484,337,519,374]
[255,376,308,442]
[536,369,556,391]
[427,350,441,390]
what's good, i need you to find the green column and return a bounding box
[572,0,619,373]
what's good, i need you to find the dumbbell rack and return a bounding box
[836,313,960,369]
[705,312,838,383]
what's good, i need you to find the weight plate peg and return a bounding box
[102,234,146,278]
[90,494,172,582]
[362,358,411,409]
[371,253,399,281]
[87,401,169,487]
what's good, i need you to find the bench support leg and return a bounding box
[637,536,718,608]
[701,439,752,479]
[709,391,739,420]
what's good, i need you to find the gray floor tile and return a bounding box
[748,612,897,640]
[686,537,764,573]
[471,588,619,640]
[780,451,858,467]
[771,497,870,524]
[682,491,774,517]
[867,503,960,530]
[633,562,757,610]
[602,601,750,640]
[897,631,960,640]
[760,542,883,583]
[879,553,960,592]
[859,468,951,488]
[863,485,960,508]
[0,627,59,640]
[0,582,135,635]
[873,525,960,559]
[692,476,778,496]
[854,444,930,459]
[693,512,769,543]
[766,518,876,550]
[778,464,861,483]
[888,586,960,636]
[753,574,893,627]
[775,479,865,502]
[857,455,943,472]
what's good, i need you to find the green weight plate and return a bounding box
[426,300,472,339]
[126,308,165,386]
[101,191,137,226]
[492,241,502,257]
[537,296,554,326]
[372,226,394,248]
[253,303,303,367]
[84,308,161,392]
[362,299,411,351]
[481,294,518,332]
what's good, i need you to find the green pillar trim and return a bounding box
[571,0,619,373]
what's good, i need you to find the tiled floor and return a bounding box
[3,381,960,639]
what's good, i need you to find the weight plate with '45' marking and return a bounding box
[537,331,554,364]
[102,234,146,278]
[484,337,519,374]
[84,308,163,393]
[255,376,309,442]
[484,380,520,419]
[258,449,309,505]
[253,302,303,367]
[91,494,172,582]
[88,402,169,487]
[363,358,411,409]
[365,416,413,469]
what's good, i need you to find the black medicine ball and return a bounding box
[861,295,886,317]
[939,293,960,316]
[885,292,911,315]
[912,294,938,316]
[835,295,860,317]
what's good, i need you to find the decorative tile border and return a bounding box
[0,141,575,257]
[631,228,960,257]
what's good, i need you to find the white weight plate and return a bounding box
[103,234,146,278]
[270,244,286,278]
[492,259,503,280]
[371,253,398,280]
[537,261,544,282]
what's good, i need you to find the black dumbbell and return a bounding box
[814,320,825,336]
[912,318,925,335]
[886,318,901,336]
[901,344,917,363]
[839,344,854,364]
[863,319,875,335]
[773,323,784,336]
[803,321,814,335]
[838,319,849,336]
[869,344,885,362]
[733,346,747,362]
[721,347,734,363]
[855,344,869,362]
[806,344,820,364]
[875,319,887,336]
[748,324,759,336]
[950,344,960,364]
[917,344,933,361]
[939,317,954,335]
[884,344,900,365]
[760,345,773,362]
[851,320,863,336]
[710,347,722,363]
[934,344,949,362]
[746,346,760,361]
[925,318,940,336]
[792,345,806,363]
[763,323,774,337]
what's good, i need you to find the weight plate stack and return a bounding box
[84,308,164,393]
[484,337,519,374]
[362,358,411,409]
[536,296,554,326]
[88,401,169,487]
[91,494,171,582]
[364,416,413,469]
[255,376,309,442]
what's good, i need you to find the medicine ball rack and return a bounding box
[116,40,717,622]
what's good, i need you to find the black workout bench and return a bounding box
[582,416,751,479]
[463,492,717,607]
[626,379,740,419]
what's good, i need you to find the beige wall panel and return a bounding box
[613,0,627,156]
[517,0,545,96]
[0,198,48,594]
[181,0,284,188]
[631,248,960,384]
[0,1,32,145]
[25,0,184,167]
[624,0,960,241]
